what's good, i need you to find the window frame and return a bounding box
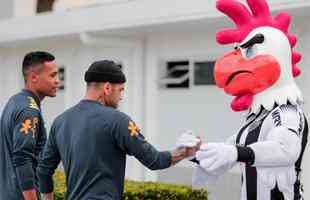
[159,54,219,90]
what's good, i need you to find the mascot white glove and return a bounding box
[196,143,237,172]
[175,131,201,160]
[175,130,201,149]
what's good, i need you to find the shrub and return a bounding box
[53,171,208,200]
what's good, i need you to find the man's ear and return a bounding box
[28,71,39,83]
[102,82,111,95]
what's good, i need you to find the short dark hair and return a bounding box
[22,51,55,79]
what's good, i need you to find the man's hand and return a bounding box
[196,143,237,172]
[22,188,37,200]
[41,193,53,200]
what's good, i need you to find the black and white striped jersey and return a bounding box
[236,104,308,200]
[192,104,308,200]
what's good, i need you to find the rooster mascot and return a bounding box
[192,0,309,199]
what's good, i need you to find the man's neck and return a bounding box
[24,86,43,102]
[84,92,105,105]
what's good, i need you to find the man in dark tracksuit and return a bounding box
[0,52,59,200]
[37,60,200,200]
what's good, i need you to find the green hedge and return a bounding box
[53,171,208,200]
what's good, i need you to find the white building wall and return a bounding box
[13,0,36,17]
[0,49,24,108]
[0,0,14,20]
[0,2,310,199]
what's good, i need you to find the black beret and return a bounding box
[84,60,126,83]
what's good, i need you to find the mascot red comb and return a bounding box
[193,0,309,199]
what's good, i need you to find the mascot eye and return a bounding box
[244,46,256,59]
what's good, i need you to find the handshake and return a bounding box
[174,131,238,172]
[171,131,201,165]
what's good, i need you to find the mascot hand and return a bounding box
[175,130,201,159]
[175,130,201,149]
[196,143,237,172]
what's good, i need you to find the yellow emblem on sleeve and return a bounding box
[20,117,39,138]
[28,97,39,110]
[20,119,32,135]
[31,117,39,137]
[128,121,140,137]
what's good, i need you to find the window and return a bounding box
[58,67,65,90]
[159,59,216,89]
[194,61,216,85]
[37,0,55,13]
[159,61,189,88]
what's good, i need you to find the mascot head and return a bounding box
[214,0,303,113]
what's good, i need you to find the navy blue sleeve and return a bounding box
[12,108,40,190]
[35,119,47,158]
[112,113,171,170]
[37,123,61,193]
